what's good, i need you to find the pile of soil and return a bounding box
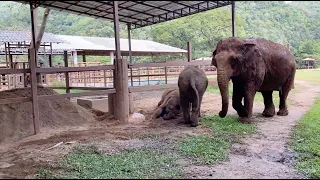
[0,87,95,143]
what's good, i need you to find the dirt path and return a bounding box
[184,80,320,179]
[0,80,319,179]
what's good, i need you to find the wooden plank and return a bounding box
[129,84,178,93]
[38,89,116,101]
[0,97,32,105]
[0,69,30,74]
[129,60,212,68]
[35,65,115,74]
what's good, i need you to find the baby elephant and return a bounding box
[152,88,181,120]
[178,66,208,127]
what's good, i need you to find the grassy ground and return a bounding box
[289,69,320,178]
[291,97,320,178]
[179,115,256,165]
[37,115,256,179]
[295,69,320,83]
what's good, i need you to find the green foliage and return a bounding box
[39,147,183,179]
[0,2,319,65]
[179,115,256,165]
[291,96,320,178]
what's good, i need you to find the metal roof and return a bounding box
[14,1,233,29]
[0,32,187,56]
[0,30,64,43]
[52,35,187,55]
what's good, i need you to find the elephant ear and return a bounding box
[211,50,217,67]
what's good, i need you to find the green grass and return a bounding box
[37,145,183,179]
[291,97,320,178]
[50,80,91,94]
[179,115,256,165]
[295,69,320,83]
[54,89,90,94]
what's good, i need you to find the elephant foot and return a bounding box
[236,110,247,118]
[277,109,288,116]
[239,117,253,124]
[190,122,199,127]
[262,108,275,117]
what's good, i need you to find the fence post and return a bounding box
[63,51,70,99]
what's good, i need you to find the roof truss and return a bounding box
[15,1,232,29]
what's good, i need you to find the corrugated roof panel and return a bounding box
[0,31,64,43]
[13,1,232,29]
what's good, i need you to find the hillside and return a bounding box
[0,1,319,67]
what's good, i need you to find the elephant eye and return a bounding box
[230,57,237,68]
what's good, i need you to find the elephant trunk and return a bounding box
[217,69,231,118]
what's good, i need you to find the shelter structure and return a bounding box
[7,1,236,135]
[301,57,316,69]
[0,31,188,65]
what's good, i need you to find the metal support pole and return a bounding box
[187,41,192,62]
[128,23,133,87]
[231,1,236,37]
[113,1,129,121]
[29,3,40,135]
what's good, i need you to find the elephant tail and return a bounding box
[191,80,200,111]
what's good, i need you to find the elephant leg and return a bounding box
[232,86,246,117]
[190,97,200,127]
[180,94,191,124]
[198,91,205,118]
[277,77,293,116]
[261,91,275,117]
[241,83,256,123]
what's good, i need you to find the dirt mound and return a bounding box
[0,87,95,144]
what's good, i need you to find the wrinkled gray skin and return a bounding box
[152,88,181,120]
[178,66,208,127]
[212,37,296,123]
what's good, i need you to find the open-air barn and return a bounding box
[0,1,235,135]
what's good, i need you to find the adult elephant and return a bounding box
[211,37,296,123]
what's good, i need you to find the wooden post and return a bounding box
[82,54,86,62]
[64,51,70,98]
[48,54,53,67]
[113,1,129,121]
[231,1,236,37]
[4,43,8,68]
[108,94,115,115]
[103,70,107,87]
[9,54,13,69]
[129,92,134,114]
[165,66,168,84]
[187,41,192,62]
[29,3,40,135]
[23,62,27,87]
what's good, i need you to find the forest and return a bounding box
[0,1,319,67]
